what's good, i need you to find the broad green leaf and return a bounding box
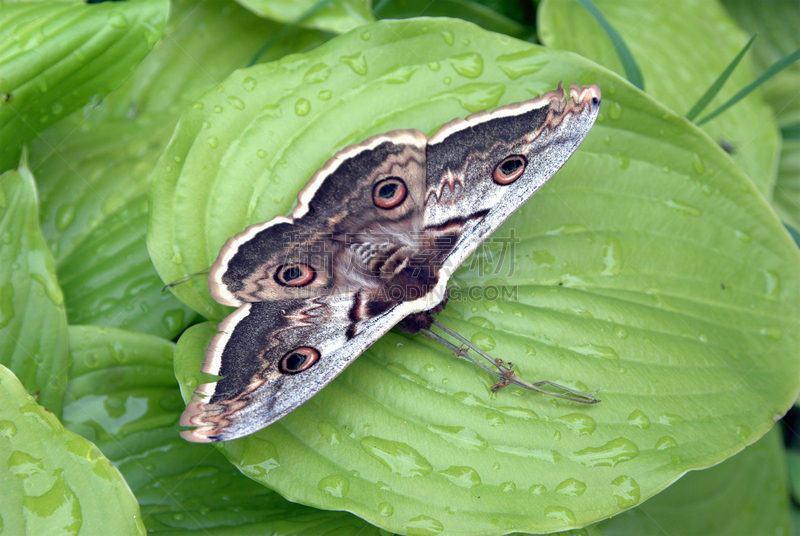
[0,156,68,416]
[374,0,534,40]
[236,0,374,33]
[720,0,800,128]
[62,325,393,536]
[30,0,326,339]
[0,0,168,173]
[538,0,780,199]
[598,426,790,535]
[773,138,800,232]
[159,19,800,534]
[0,364,145,536]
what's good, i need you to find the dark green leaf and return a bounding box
[0,0,168,173]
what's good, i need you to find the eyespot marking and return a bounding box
[279,347,320,374]
[275,263,315,286]
[493,155,527,185]
[373,177,408,209]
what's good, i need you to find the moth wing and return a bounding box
[209,130,429,307]
[180,291,416,442]
[423,83,601,279]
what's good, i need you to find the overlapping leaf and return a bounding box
[30,0,327,339]
[0,365,145,536]
[236,0,374,33]
[154,18,800,535]
[773,139,800,233]
[0,157,69,416]
[62,325,391,535]
[0,0,168,173]
[597,426,790,535]
[537,0,780,199]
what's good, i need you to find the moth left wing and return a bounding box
[422,83,601,284]
[180,291,415,443]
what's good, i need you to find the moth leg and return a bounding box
[426,318,601,404]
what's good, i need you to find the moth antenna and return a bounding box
[162,268,211,293]
[423,318,601,404]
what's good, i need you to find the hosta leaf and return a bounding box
[720,0,800,128]
[236,0,374,33]
[31,0,326,339]
[773,138,799,232]
[0,0,168,173]
[158,19,799,535]
[62,325,393,536]
[537,0,780,199]
[0,364,145,536]
[598,426,790,535]
[0,156,68,416]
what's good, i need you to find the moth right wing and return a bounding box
[180,290,418,443]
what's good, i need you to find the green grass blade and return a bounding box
[698,46,800,125]
[573,0,644,89]
[686,34,757,121]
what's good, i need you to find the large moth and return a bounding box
[181,82,602,442]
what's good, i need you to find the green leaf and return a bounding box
[538,0,780,199]
[773,138,800,232]
[598,426,790,535]
[0,364,145,536]
[0,155,69,416]
[30,0,326,339]
[62,325,392,535]
[374,0,534,40]
[237,0,374,33]
[697,47,800,126]
[0,0,168,173]
[720,0,800,129]
[571,0,644,89]
[160,19,800,534]
[686,34,757,122]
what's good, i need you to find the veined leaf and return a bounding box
[0,364,145,536]
[538,0,780,199]
[155,18,799,534]
[0,155,69,416]
[0,0,168,173]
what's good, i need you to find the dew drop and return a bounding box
[317,475,349,497]
[627,410,650,429]
[161,309,184,333]
[657,413,685,426]
[571,438,640,467]
[108,12,128,28]
[212,105,223,114]
[318,90,332,100]
[171,245,184,265]
[294,98,311,116]
[191,101,204,110]
[227,96,245,110]
[303,63,330,84]
[403,515,444,536]
[339,52,367,75]
[428,61,440,71]
[601,237,622,276]
[692,153,705,174]
[242,77,257,91]
[440,30,454,45]
[554,413,596,436]
[501,481,516,492]
[762,270,780,300]
[611,475,640,508]
[760,327,782,339]
[608,101,622,120]
[0,420,17,438]
[206,135,219,149]
[613,326,628,339]
[663,199,701,216]
[360,436,432,477]
[378,502,393,516]
[556,478,586,496]
[448,53,483,78]
[529,484,546,494]
[438,466,481,488]
[381,64,418,84]
[56,204,76,231]
[256,149,267,159]
[360,30,371,40]
[470,332,495,351]
[426,424,487,451]
[655,436,678,450]
[496,49,546,79]
[735,424,751,440]
[544,506,576,525]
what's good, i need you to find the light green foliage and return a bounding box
[0,365,145,536]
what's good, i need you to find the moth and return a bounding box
[181,82,602,443]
